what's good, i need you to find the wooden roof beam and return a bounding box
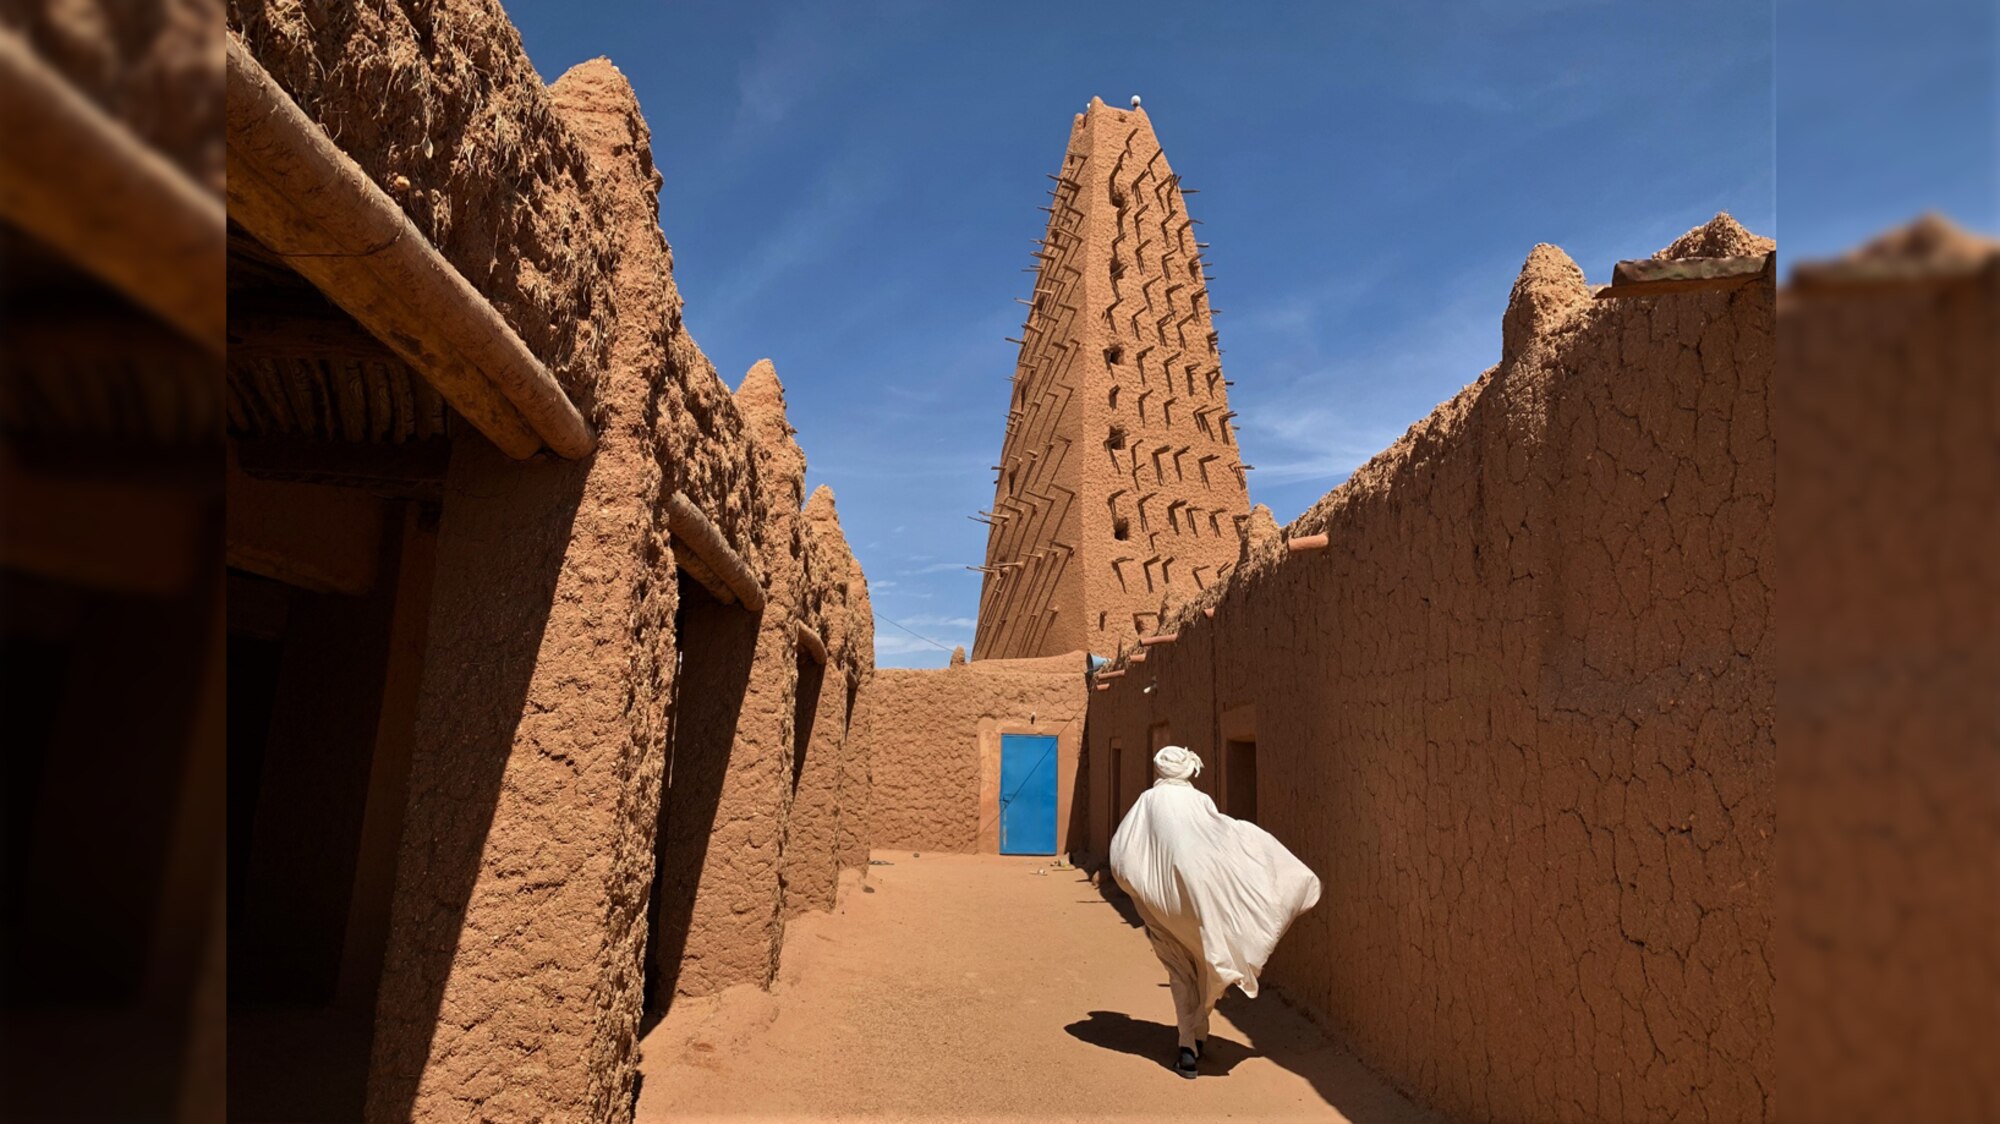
[665,492,765,612]
[223,39,594,460]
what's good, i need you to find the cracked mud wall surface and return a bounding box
[856,653,1089,854]
[1085,219,1774,1124]
[231,7,872,1120]
[1777,223,1999,1123]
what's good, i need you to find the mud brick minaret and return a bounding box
[973,98,1251,660]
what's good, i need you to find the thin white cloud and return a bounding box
[873,609,974,664]
[733,12,836,128]
[891,614,977,631]
[730,2,926,131]
[875,633,953,657]
[697,152,887,331]
[1232,274,1501,501]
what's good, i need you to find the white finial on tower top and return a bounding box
[1131,94,1143,108]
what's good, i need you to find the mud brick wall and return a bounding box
[231,5,873,1119]
[856,653,1089,854]
[975,99,1249,662]
[1085,218,1775,1124]
[655,360,872,999]
[787,485,874,916]
[1776,223,2000,1123]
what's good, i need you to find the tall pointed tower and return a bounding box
[973,98,1251,660]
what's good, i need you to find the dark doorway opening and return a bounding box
[644,569,759,1017]
[1108,738,1124,828]
[0,563,216,1116]
[225,493,434,1123]
[1225,739,1259,824]
[792,647,825,794]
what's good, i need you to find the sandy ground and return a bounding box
[635,852,1440,1123]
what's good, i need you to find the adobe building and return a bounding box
[215,6,873,1120]
[974,98,1251,661]
[9,4,1979,1122]
[0,6,227,1118]
[864,98,1787,1123]
[1775,215,2000,1124]
[1079,214,1781,1123]
[859,98,1244,862]
[854,651,1088,857]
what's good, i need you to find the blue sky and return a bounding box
[504,1,1785,668]
[1777,0,1997,262]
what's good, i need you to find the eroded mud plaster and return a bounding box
[1085,216,1776,1124]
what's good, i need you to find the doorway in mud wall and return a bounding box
[1106,736,1125,829]
[1108,724,1166,827]
[0,510,219,1120]
[1117,734,1150,824]
[1220,704,1258,824]
[792,641,825,794]
[1224,740,1259,823]
[1146,721,1174,790]
[644,568,759,1018]
[998,733,1060,855]
[225,476,438,1123]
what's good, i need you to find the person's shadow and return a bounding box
[1065,1002,1437,1120]
[1062,1010,1253,1075]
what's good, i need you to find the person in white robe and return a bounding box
[1108,745,1322,1078]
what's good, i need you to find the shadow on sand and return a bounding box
[1067,996,1436,1118]
[1216,988,1440,1122]
[1071,871,1144,928]
[1065,872,1434,1118]
[1062,1010,1251,1076]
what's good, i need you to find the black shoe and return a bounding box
[1175,1046,1198,1079]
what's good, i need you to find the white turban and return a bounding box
[1152,745,1204,782]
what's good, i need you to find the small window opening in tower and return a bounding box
[1106,425,1127,451]
[1110,181,1126,208]
[1110,256,1126,280]
[1104,344,1123,366]
[1097,611,1107,631]
[1113,516,1130,541]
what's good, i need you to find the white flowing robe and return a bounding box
[1108,775,1322,1048]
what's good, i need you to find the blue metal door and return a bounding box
[999,734,1059,855]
